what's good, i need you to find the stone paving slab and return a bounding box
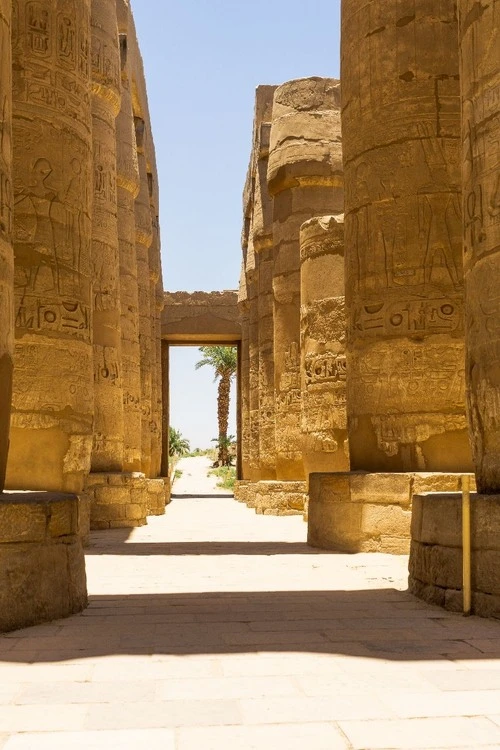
[1,493,500,748]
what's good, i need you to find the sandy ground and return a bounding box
[172,455,233,496]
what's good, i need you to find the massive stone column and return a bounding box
[0,0,12,492]
[308,1,475,555]
[238,262,251,482]
[148,171,162,479]
[134,116,153,478]
[8,0,94,492]
[247,247,260,482]
[460,0,500,492]
[253,88,276,481]
[268,77,343,481]
[2,0,90,632]
[342,1,472,473]
[90,0,123,472]
[300,215,348,477]
[115,0,141,473]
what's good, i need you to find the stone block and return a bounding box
[350,473,411,507]
[0,496,47,544]
[412,493,462,547]
[86,472,149,530]
[0,493,87,632]
[48,500,76,538]
[410,493,500,617]
[361,504,411,538]
[127,503,147,521]
[308,472,468,554]
[409,540,462,590]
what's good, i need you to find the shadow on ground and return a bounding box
[2,588,500,664]
[85,541,334,556]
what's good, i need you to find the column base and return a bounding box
[85,472,152,529]
[234,480,307,516]
[0,492,88,633]
[409,492,500,618]
[146,478,169,516]
[308,472,476,554]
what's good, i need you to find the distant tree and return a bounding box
[195,346,237,466]
[169,426,190,457]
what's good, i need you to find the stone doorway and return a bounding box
[161,291,242,483]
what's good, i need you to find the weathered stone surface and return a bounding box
[163,291,240,343]
[459,0,500,493]
[8,0,94,493]
[300,215,348,477]
[409,492,500,617]
[90,0,123,472]
[85,471,151,529]
[268,78,343,481]
[0,493,88,632]
[342,1,472,474]
[254,481,307,516]
[116,0,141,473]
[308,472,475,554]
[0,0,12,492]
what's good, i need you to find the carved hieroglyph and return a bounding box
[342,1,472,473]
[0,0,12,492]
[90,0,123,472]
[8,0,94,492]
[300,216,348,476]
[134,116,153,477]
[267,77,343,480]
[116,0,141,472]
[460,0,500,492]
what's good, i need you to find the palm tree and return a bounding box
[169,426,190,457]
[195,346,237,466]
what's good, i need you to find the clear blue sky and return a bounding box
[133,0,341,449]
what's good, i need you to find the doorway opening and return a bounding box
[166,343,240,499]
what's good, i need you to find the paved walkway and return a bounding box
[1,472,500,748]
[171,455,233,496]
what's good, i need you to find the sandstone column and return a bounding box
[459,0,500,492]
[267,78,343,480]
[238,262,250,480]
[90,0,123,472]
[342,1,472,473]
[115,2,141,472]
[8,0,94,492]
[253,88,276,480]
[247,246,260,482]
[148,171,162,478]
[0,0,12,492]
[300,215,348,476]
[160,339,169,479]
[134,116,153,477]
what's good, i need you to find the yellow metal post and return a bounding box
[462,474,472,616]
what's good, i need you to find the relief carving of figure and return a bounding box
[14,157,60,294]
[418,124,461,289]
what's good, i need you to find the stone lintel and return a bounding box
[0,492,88,633]
[409,492,500,618]
[162,291,241,343]
[308,472,476,555]
[234,480,307,516]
